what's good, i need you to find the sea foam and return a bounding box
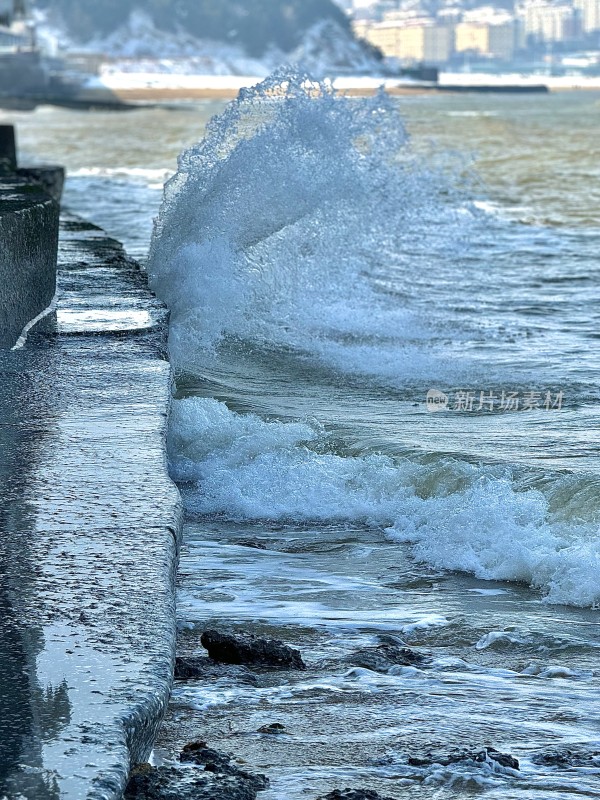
[170,397,600,607]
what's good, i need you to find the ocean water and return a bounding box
[147,74,600,608]
[6,76,600,797]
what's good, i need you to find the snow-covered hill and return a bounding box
[35,8,385,77]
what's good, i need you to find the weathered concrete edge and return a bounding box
[78,231,185,800]
[43,214,184,800]
[127,386,185,762]
[109,386,185,799]
[0,177,59,348]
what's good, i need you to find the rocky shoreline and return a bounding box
[130,624,527,800]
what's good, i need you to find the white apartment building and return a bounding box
[353,17,454,63]
[573,0,600,31]
[455,10,517,59]
[517,1,580,41]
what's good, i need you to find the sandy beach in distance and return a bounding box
[77,71,600,103]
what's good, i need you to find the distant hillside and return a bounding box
[33,0,358,58]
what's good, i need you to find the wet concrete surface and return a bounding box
[0,215,182,799]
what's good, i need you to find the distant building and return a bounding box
[573,0,600,32]
[518,1,581,42]
[455,16,517,59]
[354,17,454,63]
[0,0,34,50]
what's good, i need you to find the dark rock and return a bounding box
[174,656,259,684]
[257,723,286,734]
[181,743,231,769]
[347,643,427,673]
[174,656,205,680]
[232,538,268,549]
[376,634,408,646]
[408,753,446,767]
[201,629,305,670]
[476,748,520,771]
[317,790,396,800]
[531,746,600,768]
[408,747,519,771]
[180,742,269,792]
[124,763,261,800]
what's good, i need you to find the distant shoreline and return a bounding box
[4,71,596,112]
[73,72,600,103]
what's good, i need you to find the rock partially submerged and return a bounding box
[408,747,519,771]
[231,537,268,550]
[175,655,259,685]
[180,742,269,792]
[201,629,306,669]
[531,745,600,768]
[318,790,396,800]
[125,763,262,800]
[257,723,286,735]
[347,642,427,673]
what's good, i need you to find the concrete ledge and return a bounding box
[0,177,59,347]
[16,167,66,203]
[0,214,182,799]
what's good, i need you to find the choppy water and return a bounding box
[6,77,600,798]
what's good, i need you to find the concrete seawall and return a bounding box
[0,178,59,347]
[0,125,63,348]
[0,209,182,798]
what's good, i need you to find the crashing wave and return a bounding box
[149,70,600,608]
